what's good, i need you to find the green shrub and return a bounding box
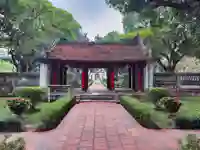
[7,98,30,116]
[0,117,23,132]
[0,135,25,150]
[27,96,76,131]
[14,87,46,109]
[148,88,170,108]
[179,134,200,150]
[175,115,200,129]
[120,96,160,129]
[120,96,170,129]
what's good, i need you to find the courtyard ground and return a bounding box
[23,83,200,150]
[24,102,200,150]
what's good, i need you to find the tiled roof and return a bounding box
[48,42,150,62]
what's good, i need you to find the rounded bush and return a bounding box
[13,87,46,109]
[148,88,170,108]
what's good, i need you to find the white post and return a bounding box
[149,63,154,88]
[39,63,48,87]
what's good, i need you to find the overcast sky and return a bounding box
[49,0,123,39]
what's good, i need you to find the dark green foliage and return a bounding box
[179,134,200,150]
[175,116,200,129]
[161,97,182,113]
[35,96,76,131]
[120,96,160,129]
[148,88,170,108]
[105,0,147,14]
[14,87,46,108]
[7,98,30,116]
[0,117,23,132]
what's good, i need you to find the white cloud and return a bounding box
[82,8,123,40]
[49,0,123,40]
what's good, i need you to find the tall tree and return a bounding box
[121,8,198,72]
[95,31,121,43]
[0,0,81,72]
[105,0,200,16]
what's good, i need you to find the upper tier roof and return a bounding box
[47,35,151,62]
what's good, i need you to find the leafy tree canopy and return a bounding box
[0,0,81,72]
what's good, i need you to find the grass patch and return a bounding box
[175,97,200,129]
[0,98,13,119]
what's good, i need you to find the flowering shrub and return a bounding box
[161,97,182,113]
[14,87,46,110]
[7,98,30,116]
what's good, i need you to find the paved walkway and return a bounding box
[24,102,200,150]
[23,83,200,150]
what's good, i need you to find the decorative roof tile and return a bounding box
[48,41,150,62]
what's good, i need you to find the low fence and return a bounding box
[154,72,200,96]
[47,85,72,101]
[0,72,39,96]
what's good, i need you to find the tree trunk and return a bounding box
[157,59,177,72]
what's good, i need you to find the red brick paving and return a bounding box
[24,102,200,150]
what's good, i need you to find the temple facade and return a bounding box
[38,35,154,91]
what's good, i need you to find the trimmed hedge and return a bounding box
[175,113,200,129]
[26,95,76,131]
[0,117,23,132]
[120,96,170,129]
[14,86,47,102]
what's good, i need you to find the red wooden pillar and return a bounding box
[81,67,88,91]
[50,62,60,85]
[81,70,85,90]
[110,69,115,90]
[136,62,145,92]
[107,67,114,90]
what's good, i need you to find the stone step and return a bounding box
[79,94,116,100]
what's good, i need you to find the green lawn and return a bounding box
[177,97,200,118]
[0,99,13,120]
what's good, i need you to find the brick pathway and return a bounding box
[23,102,200,150]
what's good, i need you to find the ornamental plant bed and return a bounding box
[24,96,76,132]
[120,96,170,129]
[0,93,76,132]
[121,95,200,129]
